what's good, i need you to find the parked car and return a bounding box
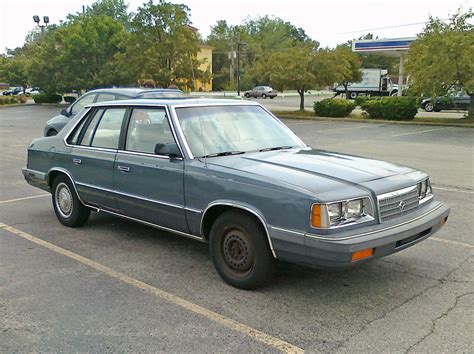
[23,99,449,289]
[25,87,41,95]
[244,86,277,99]
[43,88,183,136]
[421,91,470,112]
[2,87,23,96]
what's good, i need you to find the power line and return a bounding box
[337,18,449,35]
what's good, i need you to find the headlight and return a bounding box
[311,197,374,229]
[417,178,433,203]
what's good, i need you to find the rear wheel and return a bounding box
[52,175,90,227]
[424,102,434,112]
[262,93,267,99]
[209,210,276,289]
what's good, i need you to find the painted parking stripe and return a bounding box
[0,194,50,205]
[0,222,304,354]
[392,127,447,137]
[432,186,474,194]
[430,237,474,249]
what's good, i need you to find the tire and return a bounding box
[270,96,274,99]
[424,102,434,112]
[47,129,58,137]
[349,92,358,99]
[244,93,250,98]
[52,174,90,227]
[209,210,276,289]
[262,93,267,99]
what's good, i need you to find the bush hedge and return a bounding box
[313,98,356,117]
[360,97,418,120]
[64,96,77,104]
[32,93,62,104]
[0,95,26,105]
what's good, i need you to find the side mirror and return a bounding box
[155,143,182,159]
[61,108,70,117]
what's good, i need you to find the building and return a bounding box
[185,25,213,92]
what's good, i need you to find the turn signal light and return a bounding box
[352,248,373,262]
[311,204,322,228]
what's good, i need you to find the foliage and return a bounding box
[354,95,370,106]
[406,9,474,116]
[332,45,362,93]
[360,97,418,120]
[0,96,24,105]
[64,96,77,104]
[207,16,318,91]
[32,93,62,103]
[313,98,356,117]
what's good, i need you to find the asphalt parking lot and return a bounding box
[1,105,473,352]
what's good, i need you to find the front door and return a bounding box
[68,107,127,210]
[113,107,187,232]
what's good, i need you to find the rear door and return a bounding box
[114,107,187,231]
[67,107,127,210]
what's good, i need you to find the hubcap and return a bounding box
[55,182,73,218]
[222,229,253,273]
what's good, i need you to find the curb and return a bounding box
[275,114,474,128]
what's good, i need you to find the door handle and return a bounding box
[118,165,130,173]
[73,158,82,165]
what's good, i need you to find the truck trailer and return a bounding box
[334,68,398,99]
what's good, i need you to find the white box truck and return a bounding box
[334,68,398,99]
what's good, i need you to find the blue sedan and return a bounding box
[24,99,449,289]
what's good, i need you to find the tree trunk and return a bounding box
[298,89,304,111]
[469,93,474,118]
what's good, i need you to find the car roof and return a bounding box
[85,87,183,97]
[87,98,261,108]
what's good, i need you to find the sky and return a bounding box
[0,0,471,54]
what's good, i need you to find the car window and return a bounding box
[90,108,126,149]
[125,108,176,154]
[71,94,96,115]
[96,93,117,103]
[80,109,105,146]
[67,109,95,145]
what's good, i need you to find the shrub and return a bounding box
[313,98,356,117]
[354,95,370,106]
[32,93,62,104]
[17,95,28,103]
[0,96,23,105]
[64,96,77,104]
[360,97,418,120]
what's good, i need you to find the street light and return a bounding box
[33,15,49,36]
[237,42,247,96]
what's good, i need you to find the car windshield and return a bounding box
[175,105,304,158]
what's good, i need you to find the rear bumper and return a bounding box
[270,201,450,269]
[22,167,50,192]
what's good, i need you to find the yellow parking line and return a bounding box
[0,222,304,354]
[0,194,49,205]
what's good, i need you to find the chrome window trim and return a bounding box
[306,202,444,241]
[116,149,183,161]
[71,145,118,153]
[310,195,376,230]
[200,201,277,258]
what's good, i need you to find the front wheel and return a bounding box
[209,210,276,289]
[262,93,267,99]
[244,93,250,98]
[52,175,90,227]
[424,102,434,112]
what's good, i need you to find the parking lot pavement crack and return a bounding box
[404,291,474,353]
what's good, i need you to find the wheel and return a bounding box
[349,92,358,99]
[270,96,274,99]
[209,210,276,289]
[47,129,58,137]
[52,175,90,227]
[262,93,267,99]
[424,102,434,112]
[244,93,250,98]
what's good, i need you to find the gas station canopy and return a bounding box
[351,37,417,95]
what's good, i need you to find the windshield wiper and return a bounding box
[259,146,293,152]
[200,151,245,158]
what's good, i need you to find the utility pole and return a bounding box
[228,49,236,83]
[237,42,247,96]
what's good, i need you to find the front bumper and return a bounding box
[270,201,450,269]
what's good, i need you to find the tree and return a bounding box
[333,45,362,97]
[406,9,474,116]
[253,44,336,110]
[118,0,209,88]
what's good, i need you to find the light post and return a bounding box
[33,15,49,36]
[237,42,247,96]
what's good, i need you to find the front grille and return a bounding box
[378,186,419,222]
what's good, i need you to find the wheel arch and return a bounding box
[47,168,88,206]
[200,201,277,258]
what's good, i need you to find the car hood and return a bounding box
[206,148,420,198]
